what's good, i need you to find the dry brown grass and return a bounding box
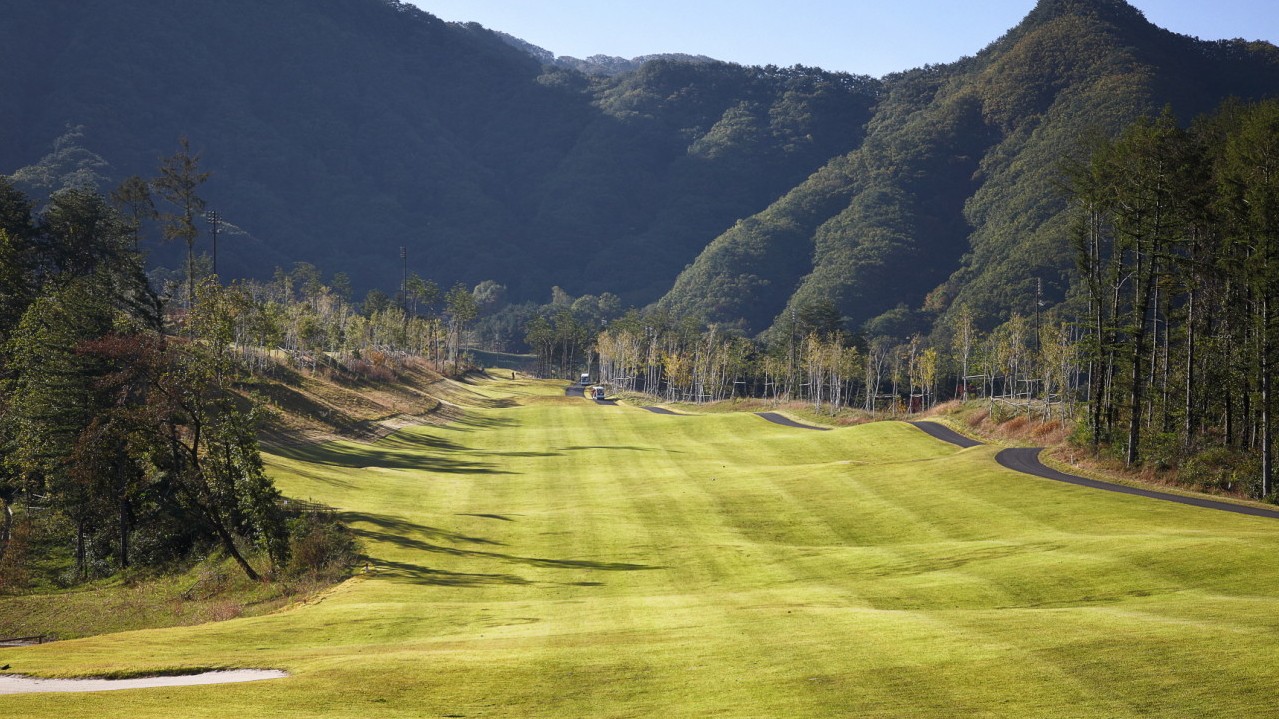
[253,355,452,447]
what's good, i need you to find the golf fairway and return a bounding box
[4,378,1279,718]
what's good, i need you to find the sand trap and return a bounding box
[0,669,287,694]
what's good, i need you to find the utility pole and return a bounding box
[205,210,221,277]
[400,246,408,312]
[1034,277,1043,353]
[400,246,408,349]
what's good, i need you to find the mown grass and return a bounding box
[4,378,1279,717]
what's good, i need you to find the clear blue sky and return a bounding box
[405,0,1279,78]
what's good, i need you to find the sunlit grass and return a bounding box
[4,379,1279,717]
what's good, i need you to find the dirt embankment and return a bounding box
[252,357,485,448]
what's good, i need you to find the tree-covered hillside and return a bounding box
[657,0,1279,337]
[6,0,1279,339]
[0,0,877,304]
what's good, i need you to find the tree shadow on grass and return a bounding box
[457,513,517,522]
[269,441,516,475]
[275,465,357,490]
[380,431,562,460]
[345,511,507,547]
[558,445,675,453]
[378,433,468,452]
[437,411,519,433]
[348,511,665,574]
[369,559,533,587]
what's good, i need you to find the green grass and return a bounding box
[5,378,1279,717]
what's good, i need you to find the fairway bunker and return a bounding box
[0,669,288,695]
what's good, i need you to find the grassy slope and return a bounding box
[4,376,1279,717]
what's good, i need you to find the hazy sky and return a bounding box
[406,0,1279,78]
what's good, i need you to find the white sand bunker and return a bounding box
[0,669,287,694]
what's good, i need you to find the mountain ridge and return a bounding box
[3,0,1278,337]
[655,0,1279,337]
[1,0,877,305]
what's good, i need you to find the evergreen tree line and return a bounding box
[0,177,289,584]
[1067,99,1279,497]
[589,98,1279,502]
[0,167,378,587]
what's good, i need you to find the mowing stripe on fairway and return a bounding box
[9,382,1279,718]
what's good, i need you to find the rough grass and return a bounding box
[4,379,1279,717]
[0,556,320,641]
[252,355,448,445]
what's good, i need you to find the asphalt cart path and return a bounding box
[908,420,983,448]
[754,412,831,431]
[909,420,1279,520]
[996,447,1279,520]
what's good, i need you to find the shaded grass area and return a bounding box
[0,557,319,642]
[4,382,1279,717]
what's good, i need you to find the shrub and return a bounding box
[0,520,33,595]
[1141,431,1182,471]
[1179,447,1262,496]
[286,514,360,579]
[1067,417,1092,447]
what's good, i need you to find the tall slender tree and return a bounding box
[1220,102,1279,496]
[154,137,209,310]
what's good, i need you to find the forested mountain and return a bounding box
[657,0,1279,337]
[4,0,1279,334]
[493,32,719,77]
[0,0,876,304]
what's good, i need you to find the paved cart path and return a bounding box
[907,420,983,448]
[910,420,1279,520]
[754,412,831,431]
[996,447,1279,520]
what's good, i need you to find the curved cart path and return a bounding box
[996,447,1279,520]
[755,412,831,431]
[908,420,983,448]
[909,420,1279,520]
[641,406,682,416]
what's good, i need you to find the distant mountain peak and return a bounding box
[1024,0,1149,29]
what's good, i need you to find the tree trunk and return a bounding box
[76,517,87,580]
[1126,245,1156,467]
[1262,294,1273,497]
[119,493,130,570]
[201,504,260,582]
[1184,287,1197,445]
